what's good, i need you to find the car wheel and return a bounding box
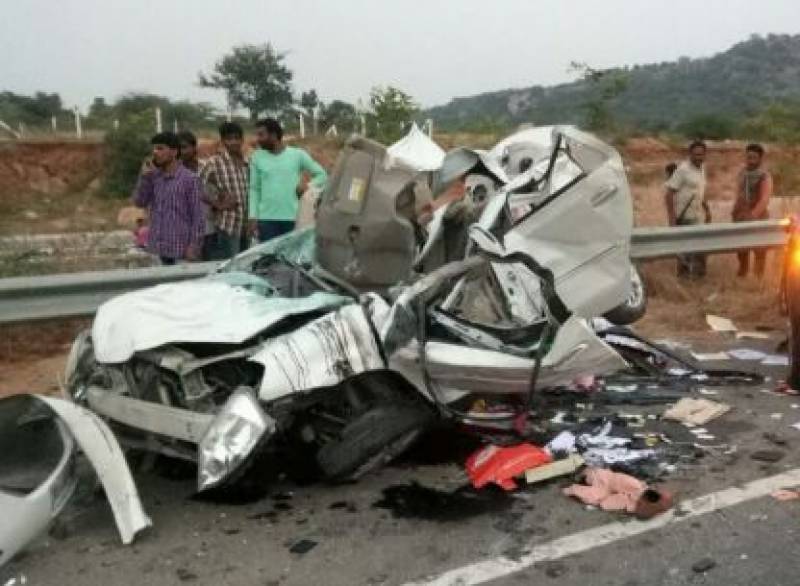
[603,264,647,325]
[316,402,434,481]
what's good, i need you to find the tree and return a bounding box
[322,100,357,132]
[300,89,320,116]
[679,114,738,140]
[742,100,800,143]
[199,43,293,120]
[570,62,629,133]
[367,86,419,144]
[0,91,66,127]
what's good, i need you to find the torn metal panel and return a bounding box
[36,395,151,545]
[501,127,633,319]
[86,386,214,444]
[392,316,626,393]
[252,304,385,402]
[0,396,78,568]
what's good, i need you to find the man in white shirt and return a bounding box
[664,140,712,278]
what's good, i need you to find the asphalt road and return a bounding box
[4,336,800,586]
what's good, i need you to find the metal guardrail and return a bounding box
[630,219,789,260]
[0,220,791,324]
[0,262,217,323]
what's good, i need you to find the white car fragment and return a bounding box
[0,394,150,568]
[0,396,77,568]
[36,396,151,544]
[252,303,386,402]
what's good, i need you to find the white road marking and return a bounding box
[406,468,800,585]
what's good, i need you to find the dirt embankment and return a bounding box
[0,140,105,197]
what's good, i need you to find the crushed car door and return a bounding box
[498,126,634,321]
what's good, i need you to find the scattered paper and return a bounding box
[736,331,771,340]
[791,422,800,431]
[547,431,577,454]
[728,348,767,361]
[762,354,789,366]
[698,388,720,396]
[770,413,784,420]
[695,434,716,440]
[706,314,737,333]
[664,398,731,425]
[692,351,730,362]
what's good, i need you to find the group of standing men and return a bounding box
[133,118,327,264]
[664,140,773,279]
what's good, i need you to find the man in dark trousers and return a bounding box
[733,143,773,278]
[200,122,249,259]
[133,131,204,264]
[664,140,712,278]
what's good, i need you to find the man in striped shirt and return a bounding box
[200,122,249,259]
[133,132,204,264]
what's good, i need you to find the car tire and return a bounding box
[316,402,434,481]
[603,264,648,325]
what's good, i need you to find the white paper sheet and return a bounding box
[706,314,737,333]
[762,354,790,366]
[728,348,767,361]
[691,351,730,361]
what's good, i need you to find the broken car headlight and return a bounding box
[197,388,275,492]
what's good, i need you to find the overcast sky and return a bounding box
[1,0,798,112]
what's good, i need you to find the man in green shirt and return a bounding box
[248,118,327,242]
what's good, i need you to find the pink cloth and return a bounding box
[563,468,646,512]
[134,226,150,248]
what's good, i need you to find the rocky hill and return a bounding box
[426,34,800,131]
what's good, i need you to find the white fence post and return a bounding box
[298,114,305,138]
[155,107,163,132]
[51,116,57,133]
[113,119,120,131]
[425,118,433,137]
[74,107,82,139]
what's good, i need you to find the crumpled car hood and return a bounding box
[92,278,350,363]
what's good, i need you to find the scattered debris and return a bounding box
[736,331,771,340]
[525,455,585,485]
[373,482,511,521]
[176,568,198,582]
[750,450,785,463]
[763,432,788,446]
[692,558,717,573]
[706,315,736,333]
[762,355,790,367]
[663,398,731,426]
[691,352,729,362]
[466,444,552,490]
[728,348,767,361]
[288,539,318,555]
[771,489,800,501]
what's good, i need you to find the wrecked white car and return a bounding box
[64,126,634,494]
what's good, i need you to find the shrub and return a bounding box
[101,113,152,198]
